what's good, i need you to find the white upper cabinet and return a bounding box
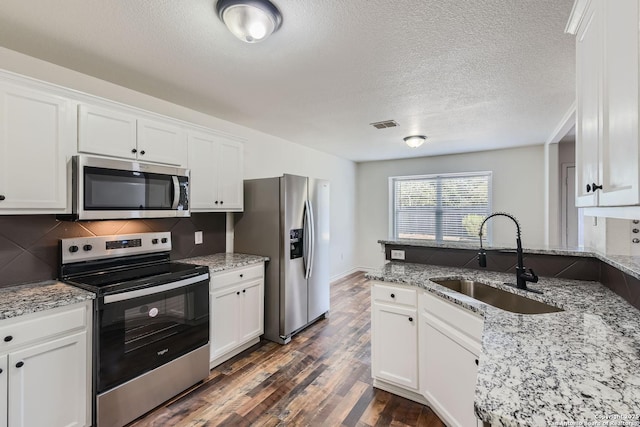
[137,118,187,166]
[599,0,640,206]
[0,82,74,213]
[571,0,640,207]
[77,104,137,160]
[0,70,245,214]
[575,0,602,207]
[187,129,244,212]
[217,138,244,210]
[78,104,187,167]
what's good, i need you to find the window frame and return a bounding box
[388,171,493,244]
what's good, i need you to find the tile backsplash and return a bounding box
[0,213,226,288]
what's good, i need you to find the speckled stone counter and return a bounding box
[380,238,640,282]
[0,281,95,321]
[367,262,640,427]
[182,253,268,273]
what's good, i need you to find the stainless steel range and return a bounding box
[60,232,210,427]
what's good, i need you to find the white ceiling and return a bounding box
[0,0,576,162]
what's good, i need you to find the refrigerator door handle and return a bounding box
[303,200,315,279]
[307,200,316,279]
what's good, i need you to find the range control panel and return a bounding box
[61,232,171,264]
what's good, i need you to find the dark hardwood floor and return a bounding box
[129,272,445,427]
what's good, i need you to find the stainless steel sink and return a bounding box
[430,279,564,314]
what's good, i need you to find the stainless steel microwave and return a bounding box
[71,155,190,220]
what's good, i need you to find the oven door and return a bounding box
[74,155,190,220]
[97,276,209,393]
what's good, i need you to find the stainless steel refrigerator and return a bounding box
[234,174,330,344]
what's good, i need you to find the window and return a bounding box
[390,172,492,243]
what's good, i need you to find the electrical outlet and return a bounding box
[391,250,405,260]
[194,231,203,245]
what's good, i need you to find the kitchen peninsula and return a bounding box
[368,241,640,426]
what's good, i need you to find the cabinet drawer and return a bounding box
[372,283,417,307]
[0,304,87,352]
[211,264,264,290]
[420,291,483,343]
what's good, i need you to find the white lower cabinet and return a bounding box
[371,301,418,390]
[0,356,6,427]
[420,291,484,427]
[8,332,87,427]
[371,282,484,427]
[370,282,422,402]
[210,264,264,368]
[0,301,91,427]
[422,324,479,427]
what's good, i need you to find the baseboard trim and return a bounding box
[330,267,362,282]
[372,379,428,406]
[330,266,380,283]
[210,337,260,369]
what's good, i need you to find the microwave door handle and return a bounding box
[171,176,180,209]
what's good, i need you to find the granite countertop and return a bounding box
[367,262,640,427]
[379,238,640,282]
[0,281,95,321]
[182,253,269,273]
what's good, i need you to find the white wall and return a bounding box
[356,145,546,270]
[545,143,560,247]
[0,47,358,280]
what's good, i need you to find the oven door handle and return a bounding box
[103,273,209,304]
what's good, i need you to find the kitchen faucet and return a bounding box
[477,212,542,294]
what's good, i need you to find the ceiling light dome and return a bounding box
[216,0,282,43]
[404,135,427,148]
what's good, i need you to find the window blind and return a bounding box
[391,172,492,243]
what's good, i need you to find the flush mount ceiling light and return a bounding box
[216,0,282,43]
[404,135,427,148]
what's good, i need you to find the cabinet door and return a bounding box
[422,318,478,427]
[217,138,244,211]
[575,0,602,207]
[8,332,88,427]
[78,104,137,160]
[210,288,241,361]
[137,118,187,167]
[239,280,264,342]
[371,302,418,390]
[188,131,219,210]
[599,0,640,205]
[0,84,73,211]
[0,355,6,427]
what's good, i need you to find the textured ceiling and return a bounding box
[0,0,576,162]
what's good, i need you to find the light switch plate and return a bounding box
[391,249,405,260]
[195,231,203,245]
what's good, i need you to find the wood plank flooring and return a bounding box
[129,272,445,427]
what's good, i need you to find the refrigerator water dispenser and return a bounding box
[290,228,303,259]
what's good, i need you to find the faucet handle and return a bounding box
[478,248,487,267]
[527,268,538,283]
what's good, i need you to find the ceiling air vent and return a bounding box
[370,120,399,129]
